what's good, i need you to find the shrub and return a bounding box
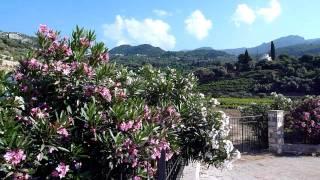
[285,98,320,144]
[0,25,239,179]
[270,92,293,111]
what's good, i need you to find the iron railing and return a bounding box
[229,115,268,152]
[157,150,184,180]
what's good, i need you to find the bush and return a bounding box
[0,25,239,179]
[270,92,293,111]
[285,98,320,144]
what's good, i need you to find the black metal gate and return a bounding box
[229,115,268,152]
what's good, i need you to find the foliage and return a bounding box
[0,25,239,179]
[285,98,320,144]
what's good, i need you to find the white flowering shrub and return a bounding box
[270,92,293,111]
[0,25,239,179]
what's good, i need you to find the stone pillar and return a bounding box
[268,110,284,154]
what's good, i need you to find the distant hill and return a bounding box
[0,31,36,61]
[110,44,236,71]
[110,44,234,60]
[109,44,165,56]
[223,35,320,56]
[277,43,320,57]
[194,47,214,51]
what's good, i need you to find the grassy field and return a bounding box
[217,97,274,109]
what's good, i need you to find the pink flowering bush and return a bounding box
[0,25,239,179]
[285,98,320,144]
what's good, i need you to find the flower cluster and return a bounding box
[0,25,238,179]
[3,149,26,166]
[285,98,320,144]
[270,92,293,111]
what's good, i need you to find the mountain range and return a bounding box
[223,35,320,57]
[2,30,320,63]
[109,35,320,59]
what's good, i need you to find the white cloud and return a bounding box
[102,15,176,50]
[232,4,256,26]
[153,9,171,17]
[257,0,281,23]
[184,10,212,40]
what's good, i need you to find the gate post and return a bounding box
[268,110,284,154]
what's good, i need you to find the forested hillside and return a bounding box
[2,30,320,97]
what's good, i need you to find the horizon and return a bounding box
[1,0,320,51]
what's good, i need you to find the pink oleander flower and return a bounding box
[131,158,138,168]
[99,52,109,63]
[133,120,142,131]
[165,151,174,161]
[71,61,78,70]
[4,149,26,166]
[47,30,57,41]
[13,172,30,180]
[311,120,315,127]
[303,112,310,121]
[38,24,48,34]
[30,107,49,119]
[144,105,151,119]
[119,122,128,132]
[159,140,170,151]
[52,163,70,179]
[14,72,23,81]
[42,64,49,73]
[57,127,69,138]
[133,176,141,180]
[28,58,42,70]
[53,61,72,76]
[166,106,176,116]
[61,43,72,56]
[65,47,72,56]
[151,147,161,160]
[122,139,133,149]
[127,120,134,129]
[80,37,90,47]
[149,138,159,145]
[53,61,63,71]
[96,86,112,102]
[82,63,94,77]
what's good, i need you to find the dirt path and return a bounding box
[180,153,320,180]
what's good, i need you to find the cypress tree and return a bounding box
[270,41,276,60]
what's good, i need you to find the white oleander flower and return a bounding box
[14,96,25,110]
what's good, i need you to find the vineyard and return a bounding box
[217,97,274,109]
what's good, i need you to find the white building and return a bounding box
[260,54,272,61]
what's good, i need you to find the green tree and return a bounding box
[270,41,276,60]
[237,49,254,71]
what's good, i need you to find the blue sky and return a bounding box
[1,0,320,50]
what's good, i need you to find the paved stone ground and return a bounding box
[180,153,320,180]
